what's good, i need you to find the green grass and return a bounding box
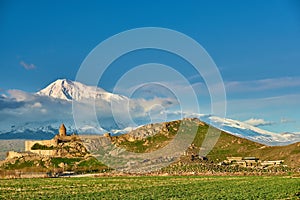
[0,156,110,175]
[50,157,82,167]
[4,160,36,170]
[0,176,299,199]
[76,157,110,173]
[114,119,192,153]
[117,133,173,153]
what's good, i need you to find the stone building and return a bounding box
[224,156,284,168]
[59,124,66,137]
[17,124,78,158]
[25,124,75,151]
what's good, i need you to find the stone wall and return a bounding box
[6,151,31,160]
[0,172,48,179]
[25,139,57,152]
[7,149,57,159]
[30,149,56,157]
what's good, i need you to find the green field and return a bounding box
[0,176,299,199]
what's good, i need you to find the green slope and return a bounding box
[112,118,300,168]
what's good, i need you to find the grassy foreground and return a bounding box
[0,176,299,199]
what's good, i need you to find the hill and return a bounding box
[0,135,109,178]
[111,118,300,168]
[1,118,299,177]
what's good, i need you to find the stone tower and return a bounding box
[59,124,66,137]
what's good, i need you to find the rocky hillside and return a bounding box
[111,118,300,168]
[1,118,299,176]
[0,137,109,176]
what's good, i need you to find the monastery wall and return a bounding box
[25,139,57,151]
[30,150,56,157]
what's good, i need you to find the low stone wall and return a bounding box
[6,150,56,159]
[30,150,56,157]
[0,172,48,179]
[6,151,31,160]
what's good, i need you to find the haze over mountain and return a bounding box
[0,79,299,146]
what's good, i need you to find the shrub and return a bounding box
[31,143,55,150]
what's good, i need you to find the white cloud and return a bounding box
[224,94,300,133]
[40,108,47,113]
[30,102,42,108]
[132,97,178,113]
[226,94,300,113]
[1,78,299,134]
[8,89,35,101]
[226,77,300,93]
[244,118,274,127]
[0,87,182,133]
[20,61,36,70]
[115,76,300,98]
[280,118,295,124]
[0,90,72,125]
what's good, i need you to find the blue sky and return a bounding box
[0,0,300,133]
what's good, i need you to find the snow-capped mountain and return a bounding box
[0,119,108,140]
[1,78,299,146]
[199,115,300,146]
[0,121,65,140]
[0,79,130,139]
[36,78,127,102]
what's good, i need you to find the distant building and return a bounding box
[59,124,66,137]
[243,157,259,161]
[8,124,78,159]
[261,160,284,166]
[224,156,284,168]
[226,157,243,163]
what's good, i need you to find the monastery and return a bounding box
[7,124,79,159]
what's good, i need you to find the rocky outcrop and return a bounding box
[55,139,88,157]
[126,118,204,140]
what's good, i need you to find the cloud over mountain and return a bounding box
[244,118,274,127]
[0,79,179,134]
[0,79,299,145]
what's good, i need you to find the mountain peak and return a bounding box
[36,79,110,101]
[53,78,74,85]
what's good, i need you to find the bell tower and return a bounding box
[59,124,66,137]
